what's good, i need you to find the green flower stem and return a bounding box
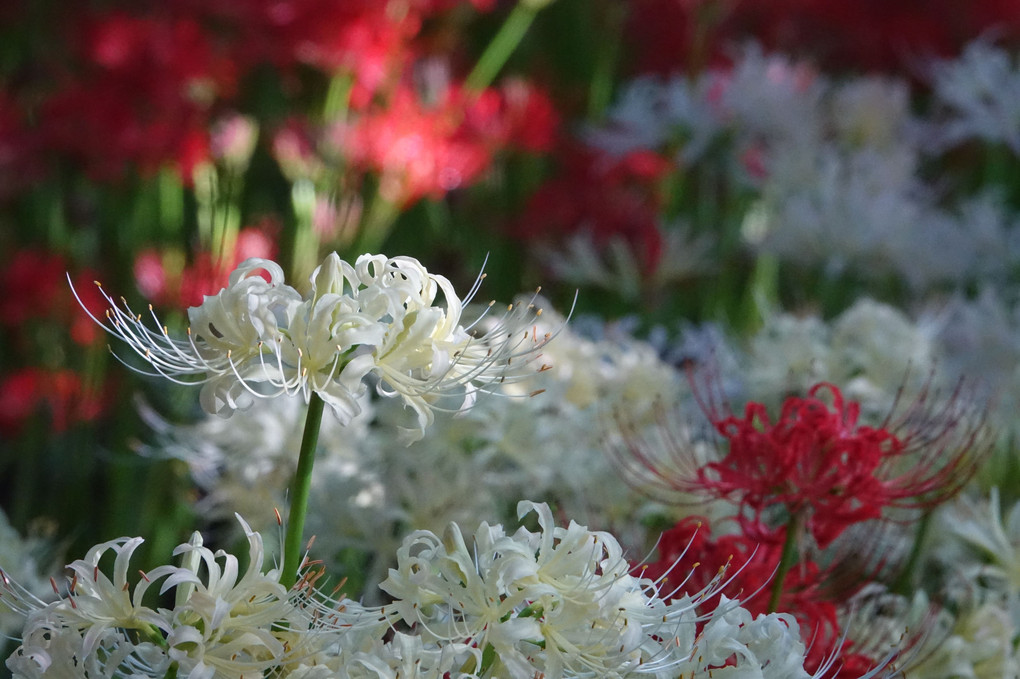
[353,191,401,256]
[891,510,932,595]
[738,253,779,334]
[767,512,801,613]
[289,179,320,289]
[282,392,326,590]
[323,73,353,122]
[465,3,539,93]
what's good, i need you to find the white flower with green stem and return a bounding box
[74,251,560,589]
[3,515,392,679]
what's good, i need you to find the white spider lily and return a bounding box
[75,252,561,442]
[378,500,821,679]
[2,516,389,678]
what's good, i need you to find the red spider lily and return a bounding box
[613,378,989,549]
[184,0,493,105]
[640,517,881,678]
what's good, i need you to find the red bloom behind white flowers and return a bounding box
[133,221,279,309]
[334,80,558,206]
[617,380,987,549]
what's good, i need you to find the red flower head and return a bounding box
[639,517,885,677]
[614,378,989,549]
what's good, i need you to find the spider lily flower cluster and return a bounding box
[2,503,895,678]
[376,499,855,679]
[612,374,990,672]
[1,515,391,678]
[77,252,557,441]
[615,379,988,549]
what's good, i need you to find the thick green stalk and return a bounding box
[891,510,932,595]
[767,512,801,613]
[465,4,539,93]
[282,392,326,589]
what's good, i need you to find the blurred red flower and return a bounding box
[133,221,279,309]
[0,250,67,328]
[0,367,108,436]
[39,12,235,180]
[626,0,1020,76]
[516,145,672,270]
[335,80,558,206]
[641,517,877,678]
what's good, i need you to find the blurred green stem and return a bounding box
[289,179,319,287]
[281,392,325,590]
[740,253,778,334]
[587,2,623,119]
[323,73,353,122]
[890,511,932,595]
[465,3,539,93]
[353,192,400,255]
[767,512,801,613]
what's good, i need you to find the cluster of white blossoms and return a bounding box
[82,252,555,441]
[742,298,938,416]
[2,504,898,678]
[583,40,1020,295]
[378,501,835,679]
[2,516,390,678]
[927,39,1020,155]
[138,304,684,591]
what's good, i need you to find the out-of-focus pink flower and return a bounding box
[327,76,557,206]
[465,79,559,152]
[133,222,279,308]
[271,118,325,182]
[210,113,259,169]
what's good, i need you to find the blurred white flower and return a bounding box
[744,299,940,418]
[939,488,1020,599]
[925,288,1020,446]
[0,512,56,642]
[928,40,1020,154]
[828,76,917,153]
[584,74,722,163]
[3,516,390,678]
[537,224,715,301]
